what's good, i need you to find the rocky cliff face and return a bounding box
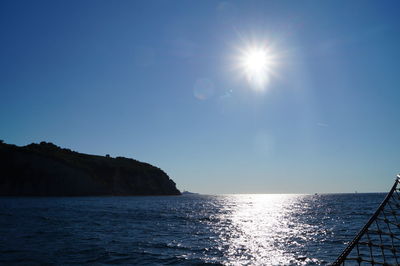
[0,141,181,196]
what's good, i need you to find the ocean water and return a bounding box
[0,193,385,265]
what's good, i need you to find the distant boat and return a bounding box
[182,191,198,195]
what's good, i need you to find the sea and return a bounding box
[0,193,385,265]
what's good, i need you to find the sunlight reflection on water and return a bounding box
[0,194,385,265]
[212,194,322,265]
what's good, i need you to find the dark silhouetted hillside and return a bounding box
[0,141,181,196]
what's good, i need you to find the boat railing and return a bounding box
[332,174,400,265]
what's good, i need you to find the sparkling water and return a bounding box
[0,193,385,265]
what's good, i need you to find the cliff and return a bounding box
[0,141,181,196]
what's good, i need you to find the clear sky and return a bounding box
[1,0,399,194]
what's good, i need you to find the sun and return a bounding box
[242,48,270,74]
[237,44,275,90]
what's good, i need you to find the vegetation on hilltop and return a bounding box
[0,141,181,196]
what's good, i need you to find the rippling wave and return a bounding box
[0,193,385,265]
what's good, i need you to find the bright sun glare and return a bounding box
[238,45,275,90]
[243,49,270,74]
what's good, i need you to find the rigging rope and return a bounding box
[333,174,400,265]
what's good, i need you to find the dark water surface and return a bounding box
[0,193,385,265]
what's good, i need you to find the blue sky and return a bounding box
[1,0,399,194]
